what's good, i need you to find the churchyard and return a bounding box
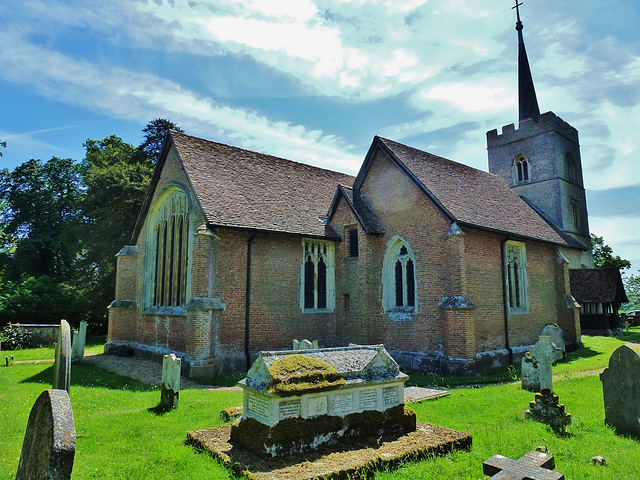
[1,332,640,479]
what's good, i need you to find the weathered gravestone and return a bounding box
[540,324,565,358]
[15,389,76,480]
[521,336,563,393]
[160,354,181,409]
[483,450,564,480]
[71,321,87,361]
[53,320,71,393]
[600,343,640,437]
[292,339,318,350]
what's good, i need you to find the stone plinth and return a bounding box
[525,389,571,432]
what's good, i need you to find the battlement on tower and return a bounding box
[487,111,579,147]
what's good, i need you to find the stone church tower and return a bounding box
[487,3,592,268]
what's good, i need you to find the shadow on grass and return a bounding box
[19,362,155,392]
[147,404,177,416]
[562,345,600,363]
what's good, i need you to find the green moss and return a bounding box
[230,415,344,457]
[266,354,346,396]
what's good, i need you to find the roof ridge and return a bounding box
[171,130,354,177]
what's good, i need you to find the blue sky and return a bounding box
[1,0,639,271]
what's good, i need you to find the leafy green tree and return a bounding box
[138,118,183,164]
[622,272,640,311]
[0,276,89,326]
[0,157,83,282]
[591,234,631,270]
[0,139,6,156]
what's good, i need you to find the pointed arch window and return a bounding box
[515,156,529,183]
[301,239,335,311]
[383,238,417,312]
[505,241,528,313]
[146,188,190,309]
[565,152,576,183]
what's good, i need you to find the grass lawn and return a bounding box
[1,331,640,479]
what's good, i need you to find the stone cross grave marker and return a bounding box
[71,321,87,361]
[53,320,72,393]
[600,343,640,438]
[15,389,76,480]
[521,336,563,393]
[483,450,564,480]
[160,354,181,409]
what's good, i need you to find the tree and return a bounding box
[0,139,6,156]
[591,234,631,270]
[0,157,83,282]
[137,118,183,165]
[623,272,640,311]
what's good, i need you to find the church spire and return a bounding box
[513,1,540,123]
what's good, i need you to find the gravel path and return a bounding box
[83,353,240,391]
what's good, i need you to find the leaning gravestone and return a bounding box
[15,389,76,480]
[53,320,71,393]
[160,354,181,409]
[600,343,640,438]
[71,321,87,361]
[483,450,564,480]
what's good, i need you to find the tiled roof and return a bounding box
[373,137,571,245]
[570,268,629,304]
[329,185,385,234]
[257,345,404,381]
[171,131,355,237]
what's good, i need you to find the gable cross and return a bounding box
[483,450,564,480]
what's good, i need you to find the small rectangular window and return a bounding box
[349,229,359,257]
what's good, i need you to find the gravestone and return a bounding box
[521,336,563,392]
[160,354,181,409]
[600,343,640,437]
[483,450,564,480]
[293,339,318,350]
[540,324,565,357]
[15,389,76,480]
[71,321,87,361]
[53,320,72,393]
[622,320,630,333]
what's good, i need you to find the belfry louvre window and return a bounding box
[152,189,190,307]
[515,156,529,182]
[301,239,335,311]
[383,237,417,312]
[505,241,528,313]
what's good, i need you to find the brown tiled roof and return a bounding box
[370,137,571,245]
[171,132,355,237]
[570,268,629,304]
[328,185,385,234]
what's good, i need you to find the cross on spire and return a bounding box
[513,1,524,31]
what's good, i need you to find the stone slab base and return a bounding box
[187,422,472,480]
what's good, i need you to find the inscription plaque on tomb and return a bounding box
[360,389,377,410]
[248,394,269,419]
[383,386,398,405]
[333,392,353,414]
[279,400,301,420]
[308,396,328,417]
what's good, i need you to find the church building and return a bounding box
[107,8,592,377]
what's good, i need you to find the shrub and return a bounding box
[0,324,33,350]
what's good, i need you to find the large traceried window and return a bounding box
[383,237,416,313]
[149,188,190,309]
[301,239,335,311]
[505,241,528,313]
